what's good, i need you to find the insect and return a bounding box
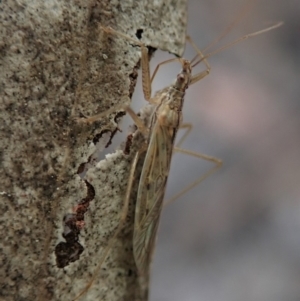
[74,17,282,300]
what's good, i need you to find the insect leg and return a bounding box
[73,147,146,300]
[100,26,185,106]
[126,107,149,137]
[76,102,128,124]
[150,58,183,85]
[100,25,153,102]
[164,147,222,207]
[175,123,193,148]
[186,36,211,85]
[75,25,155,124]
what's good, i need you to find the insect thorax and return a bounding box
[155,86,184,129]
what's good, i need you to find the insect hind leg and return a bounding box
[164,148,222,207]
[73,146,146,300]
[175,123,193,148]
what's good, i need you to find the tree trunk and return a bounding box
[0,0,187,300]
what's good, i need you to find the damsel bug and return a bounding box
[74,12,282,300]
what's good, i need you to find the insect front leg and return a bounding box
[186,35,211,85]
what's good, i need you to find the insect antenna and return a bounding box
[195,21,283,66]
[189,0,282,70]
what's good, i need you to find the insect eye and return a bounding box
[177,74,185,82]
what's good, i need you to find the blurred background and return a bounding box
[113,0,300,300]
[109,0,300,301]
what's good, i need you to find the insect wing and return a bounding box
[133,123,173,275]
[133,185,165,275]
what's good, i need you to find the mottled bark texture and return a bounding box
[0,1,187,301]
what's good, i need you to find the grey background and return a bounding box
[109,0,300,300]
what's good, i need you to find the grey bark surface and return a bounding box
[0,1,187,301]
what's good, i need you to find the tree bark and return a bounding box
[0,0,187,300]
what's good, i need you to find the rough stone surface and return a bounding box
[0,0,187,301]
